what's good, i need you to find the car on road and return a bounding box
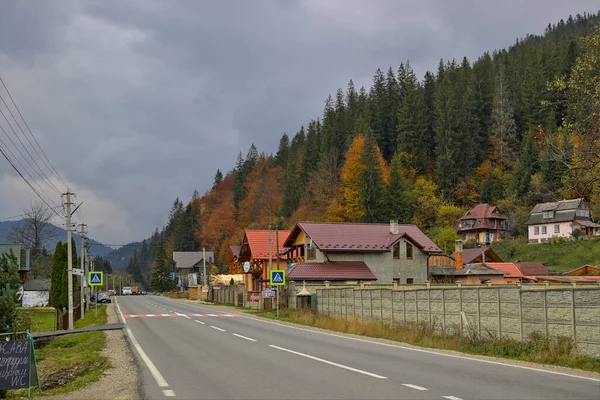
[122,286,132,295]
[96,292,111,303]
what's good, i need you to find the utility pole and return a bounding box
[63,190,75,330]
[202,247,207,290]
[276,224,280,318]
[79,223,87,319]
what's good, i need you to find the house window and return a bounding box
[543,211,554,219]
[541,226,547,234]
[554,224,560,233]
[534,226,539,235]
[576,209,590,217]
[393,242,400,259]
[406,243,413,260]
[406,278,414,285]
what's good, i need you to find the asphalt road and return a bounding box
[116,295,600,400]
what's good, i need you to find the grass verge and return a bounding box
[259,308,600,373]
[7,305,110,398]
[15,308,56,333]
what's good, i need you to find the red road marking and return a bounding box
[122,313,241,319]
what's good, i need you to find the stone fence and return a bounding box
[315,284,600,356]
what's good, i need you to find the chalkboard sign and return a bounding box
[0,339,35,390]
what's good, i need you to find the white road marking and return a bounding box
[211,326,226,332]
[195,320,206,325]
[115,299,169,388]
[238,315,600,383]
[162,389,176,397]
[268,345,387,379]
[177,313,191,320]
[402,384,428,391]
[442,396,463,400]
[233,333,257,342]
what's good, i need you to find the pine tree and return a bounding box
[489,64,518,170]
[512,134,539,195]
[274,133,290,168]
[396,62,428,174]
[279,128,305,218]
[358,134,387,222]
[385,152,413,223]
[212,170,223,190]
[232,152,245,210]
[150,236,174,292]
[301,120,321,184]
[473,52,496,151]
[423,71,437,172]
[0,251,19,333]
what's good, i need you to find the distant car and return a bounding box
[96,292,111,303]
[122,286,132,295]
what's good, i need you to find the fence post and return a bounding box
[403,290,406,324]
[571,287,576,342]
[380,289,384,322]
[391,289,395,326]
[428,286,432,328]
[415,289,419,324]
[477,288,481,335]
[497,287,501,338]
[441,288,446,334]
[518,288,523,341]
[459,286,463,335]
[543,288,548,338]
[361,289,364,320]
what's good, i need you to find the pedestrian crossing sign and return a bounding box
[88,271,103,286]
[270,270,285,286]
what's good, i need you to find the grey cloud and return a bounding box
[0,0,598,244]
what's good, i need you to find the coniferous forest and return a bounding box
[124,13,600,290]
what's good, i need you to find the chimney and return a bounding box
[481,249,486,265]
[455,240,463,271]
[390,219,399,235]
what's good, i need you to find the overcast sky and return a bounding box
[0,0,598,246]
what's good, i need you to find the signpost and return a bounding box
[88,272,103,317]
[269,270,285,317]
[0,333,41,397]
[72,268,83,276]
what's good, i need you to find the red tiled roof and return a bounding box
[287,262,377,281]
[285,221,441,253]
[459,204,507,220]
[486,262,525,279]
[515,262,548,276]
[245,229,291,260]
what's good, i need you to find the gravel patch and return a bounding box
[167,297,600,381]
[41,302,140,399]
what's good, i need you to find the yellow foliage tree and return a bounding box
[342,134,366,221]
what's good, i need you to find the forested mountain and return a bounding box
[127,13,600,288]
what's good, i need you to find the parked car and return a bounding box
[96,292,111,303]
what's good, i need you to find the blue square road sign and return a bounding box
[88,271,103,286]
[270,270,285,286]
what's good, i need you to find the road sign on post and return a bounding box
[269,270,285,286]
[269,270,285,318]
[88,271,103,286]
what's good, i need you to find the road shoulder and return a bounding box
[40,301,140,400]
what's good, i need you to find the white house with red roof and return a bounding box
[282,221,442,284]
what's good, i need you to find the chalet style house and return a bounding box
[526,198,600,243]
[456,204,509,245]
[281,221,442,285]
[237,229,290,291]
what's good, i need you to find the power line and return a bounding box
[0,96,61,195]
[0,76,68,188]
[0,144,64,220]
[0,131,59,206]
[0,205,63,222]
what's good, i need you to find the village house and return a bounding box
[281,221,443,285]
[456,204,509,245]
[564,264,600,277]
[173,251,214,289]
[485,262,525,284]
[0,244,31,283]
[237,229,290,292]
[449,246,503,266]
[226,245,242,273]
[526,198,600,243]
